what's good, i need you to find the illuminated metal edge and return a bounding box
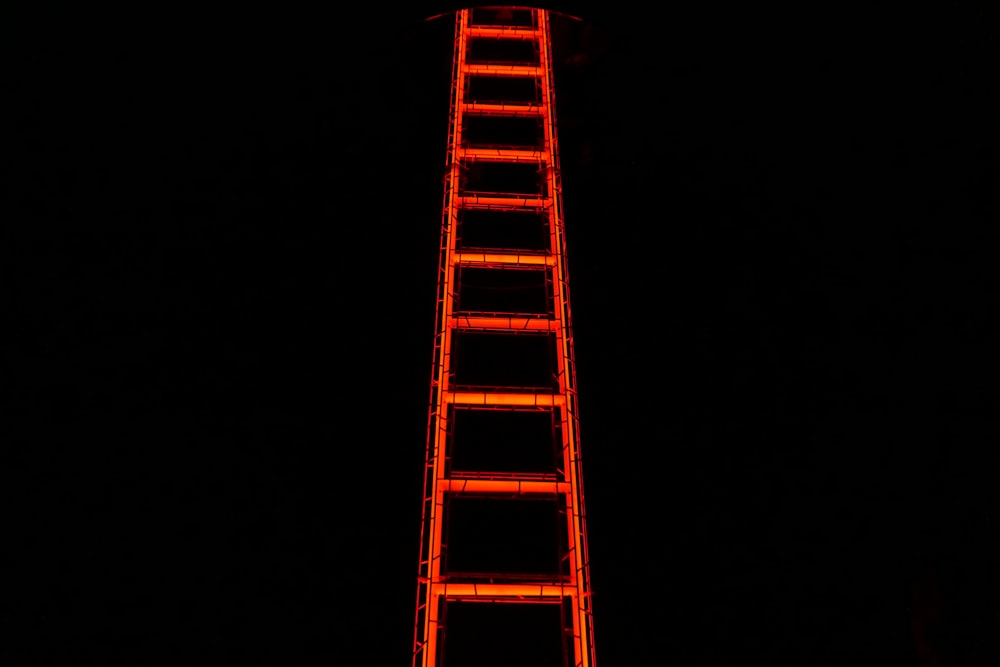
[453,250,553,265]
[455,194,549,208]
[431,582,575,597]
[464,62,541,77]
[438,478,570,494]
[458,146,546,163]
[467,25,541,39]
[463,101,543,116]
[450,315,556,331]
[442,390,564,407]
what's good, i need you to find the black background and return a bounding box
[7,2,998,665]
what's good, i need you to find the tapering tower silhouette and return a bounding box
[413,6,597,667]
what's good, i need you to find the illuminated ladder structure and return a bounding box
[414,6,596,667]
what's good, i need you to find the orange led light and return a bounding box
[452,250,553,265]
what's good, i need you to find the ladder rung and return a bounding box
[463,102,543,117]
[459,147,547,163]
[431,582,573,599]
[451,315,557,331]
[456,195,549,209]
[463,63,541,77]
[466,26,541,40]
[439,478,570,495]
[443,390,565,407]
[453,251,553,266]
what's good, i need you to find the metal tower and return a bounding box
[413,6,596,667]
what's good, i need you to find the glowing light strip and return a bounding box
[453,250,553,265]
[459,146,546,163]
[463,102,543,116]
[438,478,570,494]
[466,26,541,39]
[465,63,541,77]
[450,315,557,331]
[443,390,566,407]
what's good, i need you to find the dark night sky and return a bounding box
[7,3,998,665]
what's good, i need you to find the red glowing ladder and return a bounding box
[413,6,597,667]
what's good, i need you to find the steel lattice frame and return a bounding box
[413,7,596,667]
